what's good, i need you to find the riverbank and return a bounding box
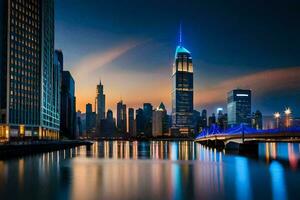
[0,140,93,159]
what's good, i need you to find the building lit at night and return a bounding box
[171,30,194,135]
[0,0,59,140]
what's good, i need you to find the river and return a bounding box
[0,141,299,200]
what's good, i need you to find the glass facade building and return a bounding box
[0,0,59,140]
[227,89,252,126]
[171,45,194,135]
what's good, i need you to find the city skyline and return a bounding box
[55,1,300,116]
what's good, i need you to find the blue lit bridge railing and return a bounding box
[196,124,300,140]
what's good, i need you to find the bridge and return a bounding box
[195,125,300,151]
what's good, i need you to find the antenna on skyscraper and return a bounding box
[179,20,183,46]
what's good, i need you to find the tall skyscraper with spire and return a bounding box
[96,81,106,122]
[171,24,194,135]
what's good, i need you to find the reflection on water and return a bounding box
[259,143,300,169]
[0,141,300,200]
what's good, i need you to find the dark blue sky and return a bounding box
[55,0,300,116]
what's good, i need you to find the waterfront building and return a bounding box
[208,113,216,128]
[136,108,145,136]
[193,110,201,134]
[143,103,153,137]
[171,29,194,135]
[252,110,263,130]
[86,103,96,137]
[227,89,252,126]
[76,111,83,137]
[152,109,163,137]
[99,109,115,138]
[201,109,208,128]
[0,0,60,140]
[60,71,76,139]
[117,101,127,133]
[128,108,135,136]
[96,81,105,123]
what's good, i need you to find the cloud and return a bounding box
[72,40,142,77]
[196,66,300,107]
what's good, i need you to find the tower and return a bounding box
[0,0,59,140]
[171,24,194,135]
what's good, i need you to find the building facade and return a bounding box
[96,81,105,123]
[117,101,127,133]
[143,103,153,137]
[152,109,163,137]
[227,89,252,126]
[128,108,135,136]
[171,43,194,135]
[60,71,76,139]
[0,0,60,140]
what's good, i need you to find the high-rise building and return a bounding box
[193,110,201,134]
[128,108,135,136]
[227,89,252,126]
[201,109,208,128]
[100,109,115,138]
[171,29,194,135]
[0,0,60,140]
[252,110,263,130]
[208,113,216,128]
[96,81,105,122]
[117,101,127,133]
[60,71,76,139]
[76,111,83,137]
[152,109,163,137]
[136,108,144,135]
[85,103,93,136]
[143,103,153,137]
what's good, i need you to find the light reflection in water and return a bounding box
[0,141,299,200]
[270,161,287,200]
[235,157,252,200]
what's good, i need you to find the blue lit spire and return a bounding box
[175,21,191,57]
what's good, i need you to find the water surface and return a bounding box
[0,141,300,200]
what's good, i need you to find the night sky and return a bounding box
[55,0,300,116]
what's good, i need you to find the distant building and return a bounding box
[227,89,252,126]
[76,111,83,137]
[152,109,163,137]
[100,109,115,138]
[136,108,145,136]
[171,34,194,135]
[128,108,135,136]
[193,110,201,134]
[60,71,77,139]
[96,81,106,124]
[217,108,227,130]
[201,110,208,128]
[208,113,216,128]
[252,110,263,130]
[143,103,153,137]
[86,103,96,137]
[117,101,127,133]
[0,0,59,140]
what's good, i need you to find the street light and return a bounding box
[274,112,280,129]
[284,108,292,128]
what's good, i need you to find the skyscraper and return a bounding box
[171,27,194,135]
[227,89,252,126]
[128,108,135,136]
[152,109,163,137]
[143,103,153,137]
[136,108,145,135]
[117,101,127,133]
[96,81,105,122]
[0,0,59,140]
[85,103,97,137]
[60,71,76,139]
